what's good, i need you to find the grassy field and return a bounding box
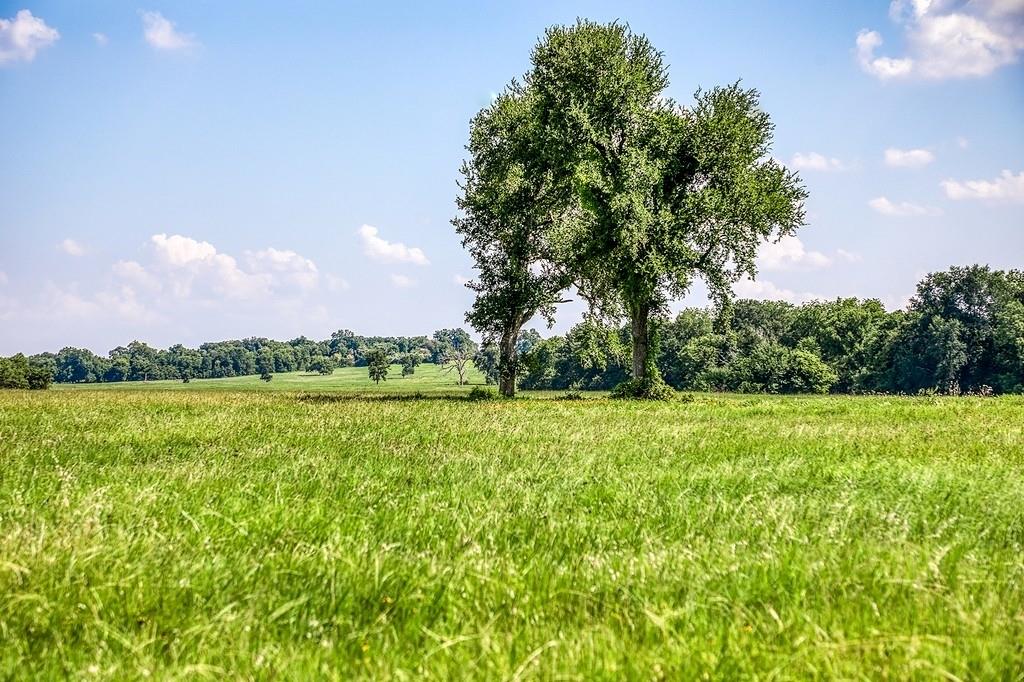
[52,364,491,394]
[2,381,1023,679]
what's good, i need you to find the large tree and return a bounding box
[528,20,807,396]
[455,88,571,397]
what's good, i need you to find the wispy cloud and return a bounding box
[868,196,941,216]
[884,147,934,168]
[58,238,86,257]
[141,11,197,51]
[790,152,845,172]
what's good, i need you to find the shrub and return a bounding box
[610,375,675,400]
[467,386,496,401]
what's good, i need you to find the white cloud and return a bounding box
[151,233,268,299]
[0,10,59,65]
[733,277,822,304]
[856,29,914,79]
[868,196,942,216]
[112,260,161,292]
[790,152,845,172]
[941,169,1024,201]
[358,224,429,265]
[390,274,416,288]
[856,1,1024,80]
[92,32,108,46]
[836,248,863,263]
[758,235,832,271]
[246,248,320,291]
[141,11,196,51]
[884,147,935,167]
[58,238,86,257]
[453,274,470,285]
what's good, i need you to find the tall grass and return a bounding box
[2,389,1022,679]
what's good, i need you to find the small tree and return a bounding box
[473,343,500,385]
[260,371,273,382]
[366,347,390,385]
[434,329,478,385]
[400,352,421,377]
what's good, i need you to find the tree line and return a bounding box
[499,266,1023,395]
[2,329,480,388]
[1,264,1020,394]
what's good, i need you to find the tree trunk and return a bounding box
[498,328,519,398]
[630,301,650,380]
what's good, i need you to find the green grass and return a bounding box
[2,381,1023,679]
[53,363,491,394]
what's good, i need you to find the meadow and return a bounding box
[2,370,1023,679]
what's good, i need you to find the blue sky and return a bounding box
[1,0,1022,354]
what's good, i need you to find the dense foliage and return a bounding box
[519,266,1023,395]
[456,20,807,398]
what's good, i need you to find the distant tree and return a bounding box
[434,329,478,385]
[473,343,500,385]
[255,348,275,378]
[126,341,158,381]
[889,266,1024,393]
[260,371,273,382]
[54,347,106,383]
[0,354,30,389]
[105,356,130,382]
[181,371,191,384]
[400,352,421,378]
[307,355,335,376]
[366,347,390,385]
[26,357,54,390]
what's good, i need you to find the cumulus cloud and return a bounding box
[941,169,1024,201]
[757,235,832,271]
[733,277,822,304]
[856,0,1024,80]
[150,233,267,299]
[790,152,845,172]
[58,238,86,256]
[141,11,196,51]
[358,225,429,265]
[390,273,416,288]
[0,9,59,65]
[884,147,935,167]
[868,196,942,216]
[246,248,320,291]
